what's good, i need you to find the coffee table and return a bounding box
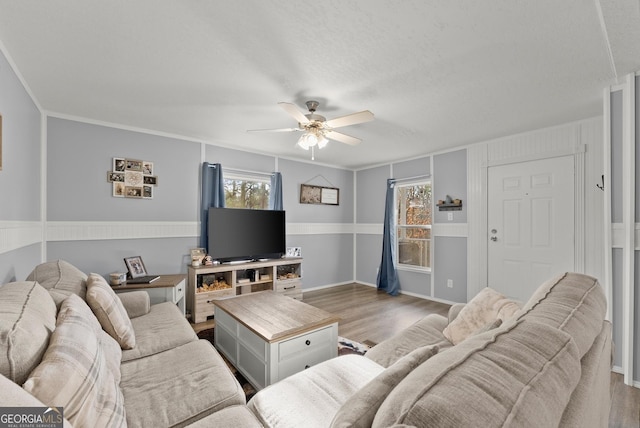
[213,291,340,390]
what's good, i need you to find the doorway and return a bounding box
[487,156,575,301]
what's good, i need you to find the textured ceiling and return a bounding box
[0,0,639,169]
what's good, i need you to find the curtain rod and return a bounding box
[392,174,431,183]
[223,167,275,178]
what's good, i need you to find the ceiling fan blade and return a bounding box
[325,130,361,146]
[325,110,374,129]
[247,127,301,133]
[278,102,310,124]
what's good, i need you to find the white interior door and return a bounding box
[488,156,574,302]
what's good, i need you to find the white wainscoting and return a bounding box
[46,221,199,241]
[0,221,43,255]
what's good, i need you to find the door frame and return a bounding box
[467,123,588,302]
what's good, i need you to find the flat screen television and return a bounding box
[207,207,286,262]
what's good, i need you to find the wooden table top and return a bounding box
[214,291,340,343]
[111,274,186,290]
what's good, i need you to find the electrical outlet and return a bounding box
[447,212,453,221]
[447,279,453,288]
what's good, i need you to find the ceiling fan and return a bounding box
[248,101,374,160]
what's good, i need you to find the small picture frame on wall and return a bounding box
[143,175,158,185]
[107,172,125,182]
[125,186,143,198]
[113,182,125,197]
[142,185,153,199]
[142,161,153,175]
[113,157,126,172]
[125,159,143,171]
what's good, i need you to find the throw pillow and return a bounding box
[26,260,88,306]
[442,287,520,345]
[330,345,439,428]
[23,294,127,428]
[86,273,136,349]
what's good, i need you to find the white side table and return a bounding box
[112,274,186,316]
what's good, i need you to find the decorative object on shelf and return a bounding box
[107,157,158,199]
[286,247,302,257]
[436,195,463,211]
[203,255,213,266]
[109,272,127,286]
[190,248,206,267]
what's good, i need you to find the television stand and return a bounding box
[187,257,302,324]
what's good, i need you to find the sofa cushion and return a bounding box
[517,272,607,357]
[121,302,197,362]
[248,355,385,428]
[26,260,87,306]
[0,281,57,385]
[120,339,245,427]
[116,290,151,319]
[365,314,450,368]
[86,273,136,349]
[187,405,263,428]
[372,318,582,428]
[23,294,126,428]
[331,345,439,428]
[443,287,520,345]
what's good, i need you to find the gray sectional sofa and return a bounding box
[0,260,248,427]
[246,271,612,427]
[0,260,612,428]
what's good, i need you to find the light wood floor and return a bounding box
[302,283,640,428]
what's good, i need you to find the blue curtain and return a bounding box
[376,178,400,296]
[200,162,225,251]
[269,172,283,210]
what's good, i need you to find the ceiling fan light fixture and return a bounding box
[317,135,329,149]
[297,132,314,150]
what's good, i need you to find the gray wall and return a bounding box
[48,118,201,221]
[433,150,467,224]
[354,165,389,288]
[432,149,468,301]
[0,48,42,281]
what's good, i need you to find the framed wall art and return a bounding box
[300,184,339,205]
[108,157,158,199]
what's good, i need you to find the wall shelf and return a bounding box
[436,196,463,211]
[436,202,463,211]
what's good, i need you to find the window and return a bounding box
[224,173,270,209]
[396,181,432,270]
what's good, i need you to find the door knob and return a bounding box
[490,236,498,242]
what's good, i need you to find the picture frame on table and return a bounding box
[124,256,147,277]
[286,247,302,257]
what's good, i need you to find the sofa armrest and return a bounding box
[448,303,466,324]
[117,291,150,318]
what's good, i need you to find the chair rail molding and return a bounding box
[0,221,43,254]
